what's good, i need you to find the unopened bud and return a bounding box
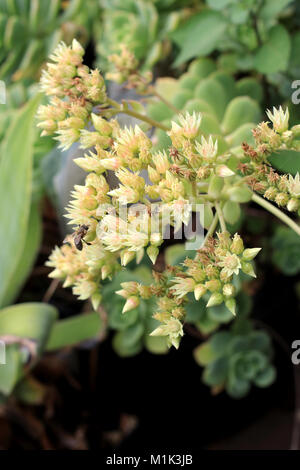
[225,298,236,315]
[242,247,261,261]
[206,292,223,307]
[241,261,256,278]
[223,284,235,297]
[230,233,244,255]
[147,245,159,264]
[194,284,207,300]
[122,296,139,313]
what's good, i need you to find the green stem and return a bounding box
[120,108,169,131]
[106,98,169,131]
[215,202,226,232]
[148,85,180,115]
[202,212,219,247]
[252,193,300,236]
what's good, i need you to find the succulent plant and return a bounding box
[148,57,263,155]
[0,0,89,82]
[194,324,276,398]
[96,0,195,72]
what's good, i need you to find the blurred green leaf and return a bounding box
[0,94,41,308]
[2,203,42,306]
[254,25,291,74]
[222,96,261,134]
[271,226,300,275]
[254,365,276,387]
[0,344,22,395]
[194,343,216,366]
[0,302,58,355]
[46,312,104,351]
[268,149,300,176]
[171,11,227,66]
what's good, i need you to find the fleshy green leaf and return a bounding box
[171,11,227,66]
[2,203,42,306]
[194,343,216,366]
[0,344,22,395]
[254,25,291,74]
[0,302,58,355]
[268,149,300,176]
[0,94,41,307]
[46,312,104,351]
[254,365,276,387]
[222,96,261,134]
[223,200,241,225]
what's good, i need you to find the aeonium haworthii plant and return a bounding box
[38,39,300,351]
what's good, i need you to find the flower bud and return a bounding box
[225,298,236,315]
[242,247,261,261]
[223,284,235,297]
[206,292,223,307]
[264,187,278,201]
[148,165,161,184]
[230,233,244,255]
[194,284,207,300]
[241,261,256,278]
[101,265,111,280]
[147,245,159,264]
[205,279,221,292]
[91,292,102,311]
[287,198,299,212]
[215,164,234,177]
[120,249,135,266]
[91,113,113,135]
[122,296,139,313]
[275,192,289,207]
[150,232,163,246]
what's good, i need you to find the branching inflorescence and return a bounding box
[39,40,300,350]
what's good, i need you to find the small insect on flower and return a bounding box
[67,224,90,251]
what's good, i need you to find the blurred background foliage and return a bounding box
[0,0,300,409]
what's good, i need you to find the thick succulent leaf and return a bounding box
[0,344,22,395]
[202,356,228,386]
[222,96,261,134]
[194,77,228,121]
[225,122,256,147]
[0,94,41,308]
[46,312,104,351]
[236,77,263,103]
[194,343,216,366]
[2,203,42,306]
[188,57,216,78]
[254,365,276,388]
[112,323,144,357]
[0,302,58,355]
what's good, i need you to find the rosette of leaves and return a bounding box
[0,0,88,82]
[101,266,169,357]
[147,57,263,156]
[96,0,196,72]
[194,323,276,398]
